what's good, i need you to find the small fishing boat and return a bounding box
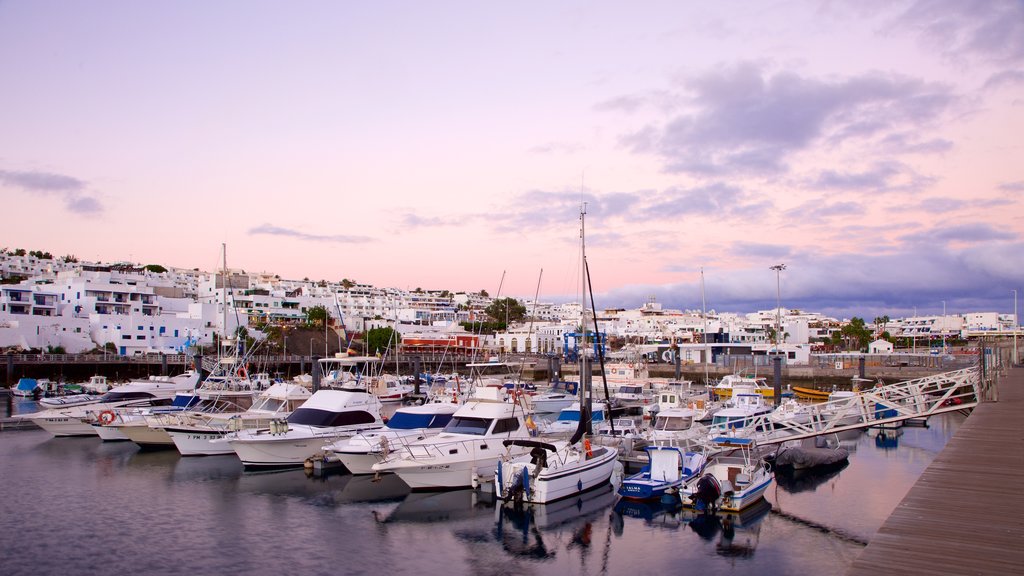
[618,445,707,501]
[791,386,830,401]
[679,437,773,513]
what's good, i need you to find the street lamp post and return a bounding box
[941,300,946,354]
[769,264,786,355]
[1014,289,1018,365]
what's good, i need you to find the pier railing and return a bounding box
[733,366,985,446]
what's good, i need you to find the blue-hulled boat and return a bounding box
[618,445,707,501]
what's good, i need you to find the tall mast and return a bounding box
[701,267,709,386]
[221,243,228,359]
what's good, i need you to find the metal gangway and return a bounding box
[739,366,990,446]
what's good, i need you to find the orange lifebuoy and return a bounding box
[98,410,116,425]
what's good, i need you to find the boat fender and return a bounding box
[98,410,116,425]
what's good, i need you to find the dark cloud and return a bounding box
[899,223,1016,246]
[732,242,792,260]
[248,224,372,243]
[891,0,1024,65]
[490,189,642,233]
[592,240,1024,320]
[999,181,1024,192]
[0,169,85,191]
[983,69,1024,91]
[0,168,103,215]
[810,161,936,193]
[618,63,957,177]
[877,133,954,154]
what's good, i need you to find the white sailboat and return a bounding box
[495,204,621,505]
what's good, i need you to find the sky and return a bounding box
[1,1,1023,320]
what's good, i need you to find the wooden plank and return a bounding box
[847,366,1024,575]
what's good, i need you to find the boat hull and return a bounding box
[498,446,619,504]
[166,428,234,456]
[119,422,175,447]
[229,431,355,468]
[92,424,130,441]
[332,450,379,475]
[32,416,97,437]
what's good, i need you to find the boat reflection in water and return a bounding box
[870,427,904,451]
[237,468,410,506]
[681,498,772,557]
[494,484,619,560]
[373,488,496,524]
[773,459,850,494]
[612,497,685,531]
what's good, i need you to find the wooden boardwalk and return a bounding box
[847,366,1024,575]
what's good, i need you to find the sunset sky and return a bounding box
[2,1,1022,319]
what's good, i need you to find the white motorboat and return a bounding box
[160,381,308,456]
[711,373,776,400]
[326,402,458,474]
[225,387,385,468]
[371,385,534,490]
[679,437,773,513]
[368,374,415,403]
[541,402,608,436]
[647,406,706,446]
[99,392,202,445]
[768,398,813,427]
[708,384,774,438]
[24,371,200,437]
[821,390,864,427]
[529,381,579,413]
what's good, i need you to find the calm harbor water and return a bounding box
[0,403,964,576]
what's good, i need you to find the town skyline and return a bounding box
[1,246,1014,324]
[2,2,1022,320]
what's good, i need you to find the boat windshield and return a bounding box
[655,415,693,431]
[555,409,582,422]
[288,408,377,427]
[97,391,157,403]
[711,415,745,430]
[250,397,286,412]
[617,386,642,394]
[442,416,492,435]
[387,411,453,430]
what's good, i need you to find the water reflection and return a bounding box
[685,499,772,557]
[494,484,619,560]
[774,459,850,493]
[612,498,684,531]
[374,488,495,524]
[870,428,904,450]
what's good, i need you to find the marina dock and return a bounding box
[847,366,1024,575]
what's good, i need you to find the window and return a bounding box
[443,416,492,435]
[492,417,520,434]
[136,335,145,340]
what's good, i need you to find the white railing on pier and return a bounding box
[734,367,984,446]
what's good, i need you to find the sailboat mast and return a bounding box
[702,267,709,386]
[221,243,228,360]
